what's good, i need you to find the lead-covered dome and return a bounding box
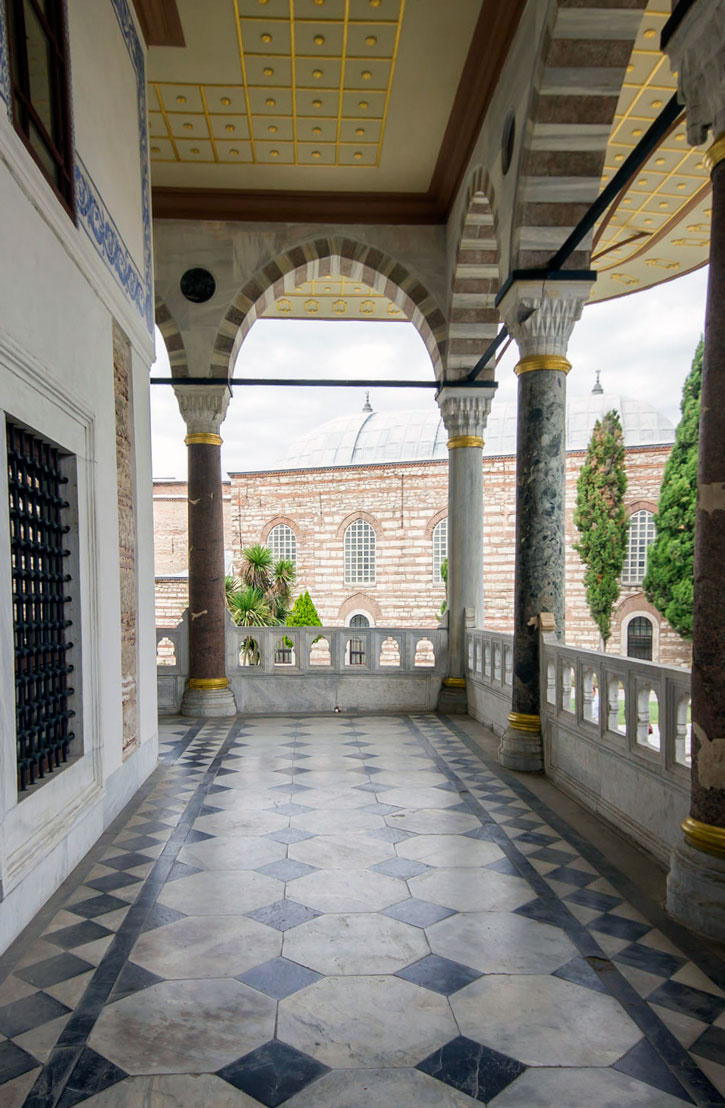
[283,392,675,470]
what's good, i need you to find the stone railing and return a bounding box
[157,616,447,715]
[464,628,515,736]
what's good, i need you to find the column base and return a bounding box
[181,679,237,718]
[667,838,725,942]
[499,713,543,772]
[437,678,468,715]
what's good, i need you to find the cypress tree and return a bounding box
[286,590,322,627]
[573,409,629,646]
[643,339,702,639]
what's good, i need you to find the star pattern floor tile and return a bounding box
[1,712,724,1107]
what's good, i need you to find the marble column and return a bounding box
[497,277,594,770]
[174,385,237,717]
[663,0,725,940]
[436,387,494,713]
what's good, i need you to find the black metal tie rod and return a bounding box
[150,377,497,389]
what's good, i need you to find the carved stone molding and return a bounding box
[497,279,595,360]
[663,0,725,145]
[174,386,230,436]
[436,386,495,439]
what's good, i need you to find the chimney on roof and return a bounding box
[592,370,603,395]
[362,391,373,412]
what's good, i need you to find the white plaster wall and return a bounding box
[68,0,145,268]
[0,3,157,953]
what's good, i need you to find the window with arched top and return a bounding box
[432,518,448,585]
[344,519,376,585]
[622,510,655,585]
[267,523,297,566]
[628,616,653,660]
[349,613,370,628]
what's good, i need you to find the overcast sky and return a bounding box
[149,265,709,480]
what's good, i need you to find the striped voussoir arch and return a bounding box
[447,166,501,378]
[210,236,447,380]
[155,296,189,377]
[513,0,648,270]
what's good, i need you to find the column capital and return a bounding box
[174,385,231,439]
[497,277,595,361]
[662,0,725,147]
[436,386,495,441]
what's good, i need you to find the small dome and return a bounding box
[282,393,675,469]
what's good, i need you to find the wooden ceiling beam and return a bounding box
[131,0,185,47]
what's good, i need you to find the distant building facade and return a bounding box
[154,391,689,668]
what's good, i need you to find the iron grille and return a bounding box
[7,422,75,790]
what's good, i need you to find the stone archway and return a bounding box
[210,236,447,380]
[512,0,648,270]
[154,296,189,377]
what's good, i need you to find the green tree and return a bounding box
[644,339,702,639]
[573,410,629,647]
[439,556,448,619]
[226,546,297,661]
[286,590,322,627]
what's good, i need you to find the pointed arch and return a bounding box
[154,296,189,377]
[447,165,501,377]
[210,236,447,379]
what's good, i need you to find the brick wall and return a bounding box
[153,446,690,667]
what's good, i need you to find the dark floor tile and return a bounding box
[0,1039,39,1084]
[265,828,315,845]
[55,1047,128,1108]
[513,831,558,846]
[140,904,187,933]
[528,846,580,866]
[108,962,164,1003]
[614,943,687,980]
[0,991,70,1037]
[502,817,542,831]
[256,859,317,882]
[613,1038,694,1104]
[691,1025,725,1066]
[372,857,430,879]
[362,803,402,816]
[102,852,153,872]
[464,826,498,841]
[239,957,322,999]
[648,980,725,1024]
[546,865,596,889]
[354,782,392,793]
[590,914,652,942]
[269,784,310,794]
[382,899,454,928]
[130,820,173,835]
[16,953,94,990]
[218,1040,329,1107]
[45,921,113,950]
[117,834,163,851]
[247,900,320,932]
[272,803,313,816]
[485,857,521,877]
[85,872,141,895]
[208,784,233,795]
[553,956,609,995]
[67,894,129,920]
[515,898,570,929]
[417,1035,526,1103]
[397,954,481,995]
[366,827,414,844]
[184,829,215,843]
[166,861,202,883]
[565,888,623,913]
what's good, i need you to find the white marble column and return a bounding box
[662,0,725,941]
[174,385,237,717]
[497,276,594,769]
[436,387,494,712]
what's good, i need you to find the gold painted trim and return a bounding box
[447,436,484,450]
[705,132,725,174]
[507,711,541,733]
[188,677,229,690]
[185,433,223,446]
[682,816,725,859]
[514,355,572,376]
[443,676,466,688]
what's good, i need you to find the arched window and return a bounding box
[344,519,375,585]
[628,616,653,661]
[622,510,655,585]
[432,518,448,585]
[349,613,370,628]
[267,523,297,566]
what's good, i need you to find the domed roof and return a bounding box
[282,391,675,470]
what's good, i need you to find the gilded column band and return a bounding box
[514,355,572,376]
[507,711,541,733]
[447,436,484,450]
[682,817,725,859]
[705,132,725,173]
[185,433,223,446]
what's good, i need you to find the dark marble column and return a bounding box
[663,0,725,941]
[175,386,237,717]
[498,279,593,770]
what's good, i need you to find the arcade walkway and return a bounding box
[1,714,724,1107]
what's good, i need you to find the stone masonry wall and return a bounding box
[153,448,690,667]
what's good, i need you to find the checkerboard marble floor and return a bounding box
[2,713,725,1107]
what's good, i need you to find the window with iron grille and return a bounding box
[627,616,653,661]
[7,421,76,791]
[267,523,297,567]
[5,0,74,214]
[344,518,375,585]
[622,509,655,585]
[432,517,447,585]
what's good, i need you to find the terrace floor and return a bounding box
[1,712,724,1107]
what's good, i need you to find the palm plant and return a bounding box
[226,547,298,661]
[240,544,274,592]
